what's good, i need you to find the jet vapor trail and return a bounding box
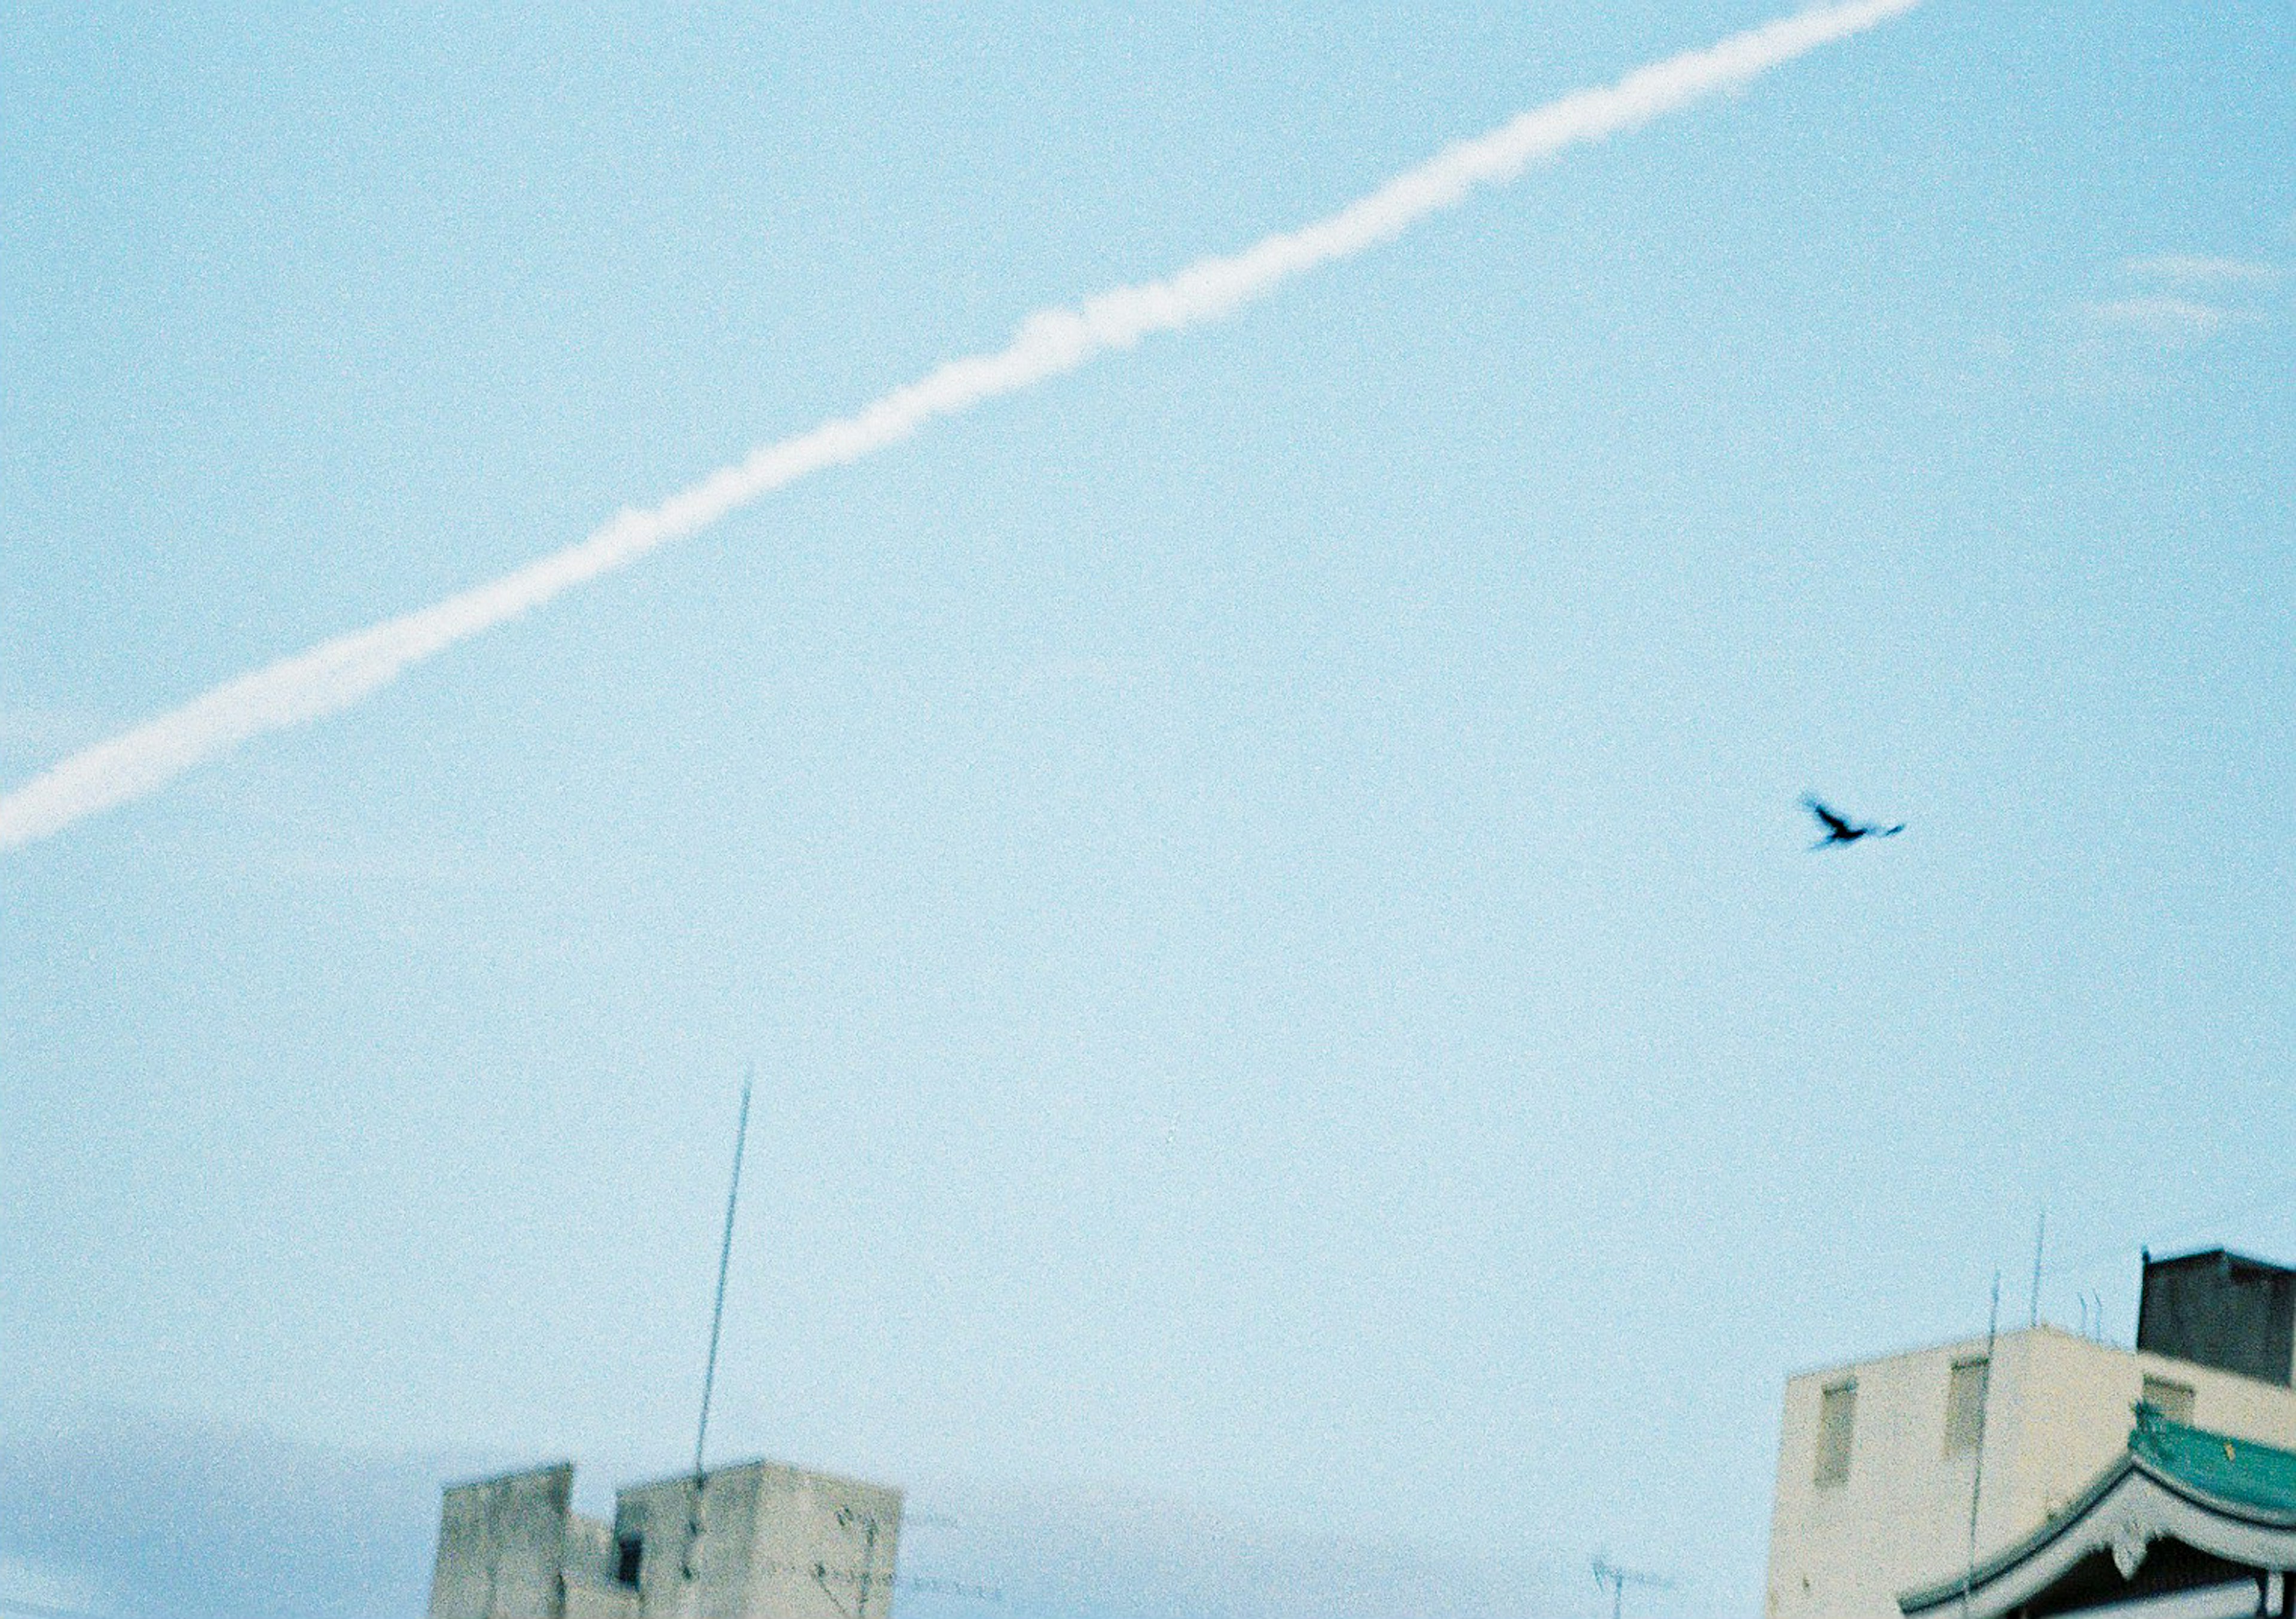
[1,0,1918,853]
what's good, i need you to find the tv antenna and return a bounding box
[1593,1557,1676,1619]
[694,1068,754,1479]
[684,1068,755,1578]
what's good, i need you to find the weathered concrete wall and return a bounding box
[610,1461,902,1619]
[558,1510,636,1619]
[1992,1329,2296,1542]
[614,1465,763,1619]
[739,1463,903,1619]
[426,1456,901,1619]
[1764,1327,2296,1619]
[427,1463,574,1619]
[563,1582,642,1619]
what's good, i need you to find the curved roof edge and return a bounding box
[1900,1411,2296,1617]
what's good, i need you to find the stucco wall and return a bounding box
[427,1463,576,1619]
[1766,1333,2001,1619]
[1990,1330,2296,1538]
[614,1467,761,1619]
[740,1464,902,1619]
[564,1586,642,1619]
[611,1460,901,1619]
[426,1457,902,1619]
[1764,1327,2296,1619]
[563,1514,616,1589]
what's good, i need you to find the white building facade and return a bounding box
[1767,1253,2296,1619]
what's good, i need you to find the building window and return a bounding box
[1945,1357,1990,1455]
[616,1535,645,1587]
[1815,1382,1857,1486]
[2141,1376,2196,1425]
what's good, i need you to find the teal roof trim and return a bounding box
[2131,1404,2296,1516]
[1900,1409,2296,1614]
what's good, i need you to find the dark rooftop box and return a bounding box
[2136,1248,2296,1389]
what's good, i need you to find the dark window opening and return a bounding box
[1815,1382,1856,1486]
[616,1535,645,1586]
[1946,1357,1990,1455]
[2141,1374,2197,1425]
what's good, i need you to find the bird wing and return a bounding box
[1804,796,1852,836]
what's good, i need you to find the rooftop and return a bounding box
[2128,1404,2296,1517]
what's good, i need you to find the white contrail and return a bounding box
[1,0,1918,854]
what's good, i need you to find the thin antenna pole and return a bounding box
[1593,1557,1672,1619]
[695,1068,755,1480]
[2029,1209,2047,1329]
[1962,1273,2001,1619]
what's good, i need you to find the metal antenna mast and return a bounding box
[695,1068,755,1480]
[2029,1208,2047,1329]
[1593,1557,1676,1619]
[1961,1272,2002,1619]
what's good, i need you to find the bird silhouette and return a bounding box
[1804,795,1904,850]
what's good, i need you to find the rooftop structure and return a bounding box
[1899,1409,2296,1619]
[425,1456,900,1619]
[2139,1251,2296,1391]
[1766,1251,2296,1619]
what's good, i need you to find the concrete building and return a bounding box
[426,1457,901,1619]
[1898,1408,2296,1619]
[1765,1251,2296,1619]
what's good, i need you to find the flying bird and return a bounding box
[1804,795,1904,849]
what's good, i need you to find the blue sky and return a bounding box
[3,2,2292,1617]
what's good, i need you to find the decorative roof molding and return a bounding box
[1901,1417,2296,1619]
[2109,1515,2157,1580]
